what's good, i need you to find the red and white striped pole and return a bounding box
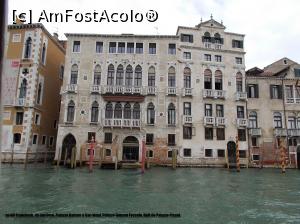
[89,137,95,172]
[141,139,146,174]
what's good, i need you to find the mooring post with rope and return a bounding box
[279,138,286,173]
[141,139,146,174]
[236,135,240,172]
[89,137,95,172]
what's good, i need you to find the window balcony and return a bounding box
[66,84,78,93]
[203,89,214,98]
[204,116,215,126]
[146,86,157,95]
[182,88,193,96]
[167,87,177,95]
[236,92,247,101]
[90,85,101,94]
[249,128,262,136]
[15,98,25,106]
[104,119,141,128]
[215,44,222,50]
[215,117,226,126]
[287,129,300,137]
[102,86,142,95]
[203,89,225,99]
[236,118,247,127]
[285,97,300,104]
[183,115,193,124]
[204,42,211,48]
[214,90,226,99]
[274,128,287,136]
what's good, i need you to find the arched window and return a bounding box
[214,33,222,44]
[19,79,27,98]
[125,65,133,87]
[70,64,78,84]
[236,72,243,92]
[114,103,122,118]
[36,83,42,104]
[91,101,99,122]
[168,66,176,87]
[133,103,140,119]
[168,103,176,125]
[116,64,124,86]
[105,102,113,118]
[288,116,296,129]
[107,64,114,85]
[41,43,46,64]
[273,112,282,128]
[134,65,142,87]
[24,37,32,58]
[183,67,191,88]
[93,65,101,85]
[123,103,131,119]
[148,66,155,87]
[249,111,257,128]
[14,133,21,144]
[203,32,211,43]
[204,69,212,89]
[147,102,155,124]
[67,100,75,122]
[215,70,223,90]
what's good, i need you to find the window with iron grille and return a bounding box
[146,134,154,145]
[104,133,112,143]
[168,134,175,146]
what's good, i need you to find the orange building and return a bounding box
[1,23,65,162]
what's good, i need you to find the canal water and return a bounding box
[0,165,300,224]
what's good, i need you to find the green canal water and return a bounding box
[0,165,300,224]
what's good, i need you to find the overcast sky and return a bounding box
[8,0,300,69]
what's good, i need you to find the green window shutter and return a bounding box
[278,85,283,99]
[270,85,274,99]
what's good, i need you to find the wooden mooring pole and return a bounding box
[89,137,95,172]
[141,140,146,174]
[236,136,240,172]
[172,148,177,170]
[56,147,61,168]
[24,148,29,170]
[280,138,286,173]
[10,144,14,165]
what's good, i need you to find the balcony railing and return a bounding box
[203,89,225,99]
[104,119,141,128]
[214,90,226,99]
[203,89,214,98]
[215,117,226,126]
[236,92,247,101]
[102,86,142,95]
[146,86,157,95]
[204,116,215,126]
[287,129,300,137]
[90,85,101,94]
[167,87,177,95]
[15,98,25,106]
[182,88,193,96]
[285,97,300,104]
[236,118,248,127]
[203,43,222,50]
[274,128,287,136]
[249,128,262,136]
[183,115,193,124]
[66,84,78,93]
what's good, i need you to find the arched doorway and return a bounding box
[61,134,76,161]
[122,136,139,162]
[297,145,300,169]
[227,141,236,167]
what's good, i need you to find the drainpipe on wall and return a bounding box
[245,76,252,167]
[281,78,290,166]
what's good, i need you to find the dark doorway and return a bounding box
[227,141,236,167]
[297,146,300,169]
[123,136,139,162]
[61,134,76,161]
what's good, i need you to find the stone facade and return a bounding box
[246,58,300,168]
[55,17,249,167]
[1,23,65,161]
